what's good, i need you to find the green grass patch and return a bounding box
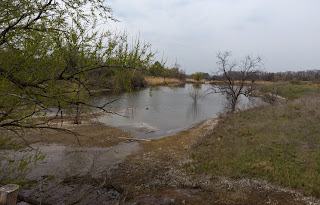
[259,82,319,100]
[190,93,320,197]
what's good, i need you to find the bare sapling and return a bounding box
[188,84,207,103]
[212,51,262,113]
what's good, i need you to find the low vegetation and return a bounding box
[259,82,319,100]
[190,84,320,197]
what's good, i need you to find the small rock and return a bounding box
[17,202,31,205]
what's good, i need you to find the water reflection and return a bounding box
[186,102,201,120]
[169,83,186,90]
[192,83,202,89]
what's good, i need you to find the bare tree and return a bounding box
[212,51,262,113]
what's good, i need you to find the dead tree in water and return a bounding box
[188,84,206,103]
[213,52,262,113]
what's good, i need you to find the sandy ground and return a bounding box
[10,117,320,204]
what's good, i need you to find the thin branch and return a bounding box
[6,128,35,150]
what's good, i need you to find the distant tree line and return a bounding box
[260,70,320,82]
[212,69,320,82]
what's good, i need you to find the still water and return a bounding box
[94,84,257,139]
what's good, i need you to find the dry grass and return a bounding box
[185,78,207,83]
[146,77,280,87]
[145,77,184,86]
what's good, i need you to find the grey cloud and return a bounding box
[108,0,320,73]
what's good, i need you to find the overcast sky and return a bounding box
[107,0,320,74]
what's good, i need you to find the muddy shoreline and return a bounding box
[9,118,320,205]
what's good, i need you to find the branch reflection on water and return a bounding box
[187,102,201,120]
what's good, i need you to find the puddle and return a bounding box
[4,142,140,180]
[6,142,140,204]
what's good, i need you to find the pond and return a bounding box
[94,84,260,139]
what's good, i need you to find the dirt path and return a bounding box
[15,118,320,204]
